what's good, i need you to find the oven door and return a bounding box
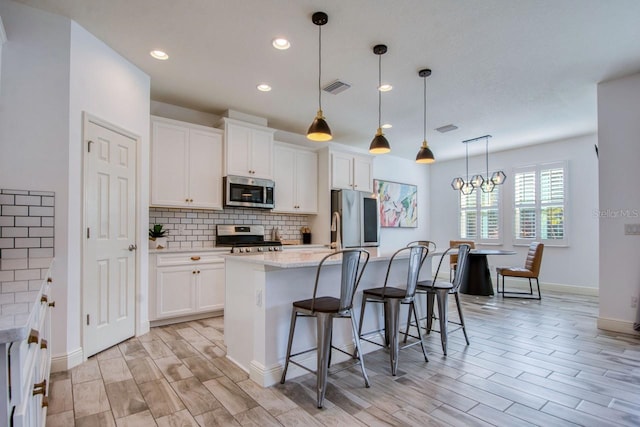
[224,176,274,209]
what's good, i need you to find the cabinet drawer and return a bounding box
[156,253,224,267]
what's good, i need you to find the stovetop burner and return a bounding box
[216,225,283,254]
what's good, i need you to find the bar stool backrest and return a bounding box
[451,244,471,292]
[381,245,429,300]
[313,249,370,314]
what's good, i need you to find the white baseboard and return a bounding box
[542,281,599,296]
[51,347,83,373]
[597,317,640,336]
[149,310,223,327]
[138,320,150,337]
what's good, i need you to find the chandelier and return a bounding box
[451,135,506,194]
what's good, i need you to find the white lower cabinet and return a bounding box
[2,263,54,427]
[149,252,225,323]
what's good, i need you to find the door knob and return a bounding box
[128,244,137,251]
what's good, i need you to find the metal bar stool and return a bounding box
[280,249,370,408]
[358,245,429,376]
[404,244,471,355]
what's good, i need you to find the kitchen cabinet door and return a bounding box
[188,129,223,209]
[151,117,223,209]
[273,144,317,213]
[195,261,225,312]
[353,155,373,193]
[331,151,354,190]
[223,119,274,179]
[151,120,189,207]
[294,149,318,212]
[273,145,296,211]
[331,151,373,192]
[155,266,196,319]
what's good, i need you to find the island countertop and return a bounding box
[221,247,443,269]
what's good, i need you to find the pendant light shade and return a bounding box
[369,44,390,154]
[415,68,435,164]
[307,12,332,142]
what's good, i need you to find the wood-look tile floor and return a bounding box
[46,291,640,426]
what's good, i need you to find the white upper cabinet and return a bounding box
[331,150,373,193]
[221,118,275,179]
[151,116,223,209]
[273,143,318,214]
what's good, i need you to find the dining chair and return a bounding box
[404,244,471,355]
[449,240,475,281]
[496,242,544,299]
[358,245,429,376]
[280,249,370,408]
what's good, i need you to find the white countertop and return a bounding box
[149,244,327,254]
[220,247,425,269]
[0,257,53,343]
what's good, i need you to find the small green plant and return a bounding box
[149,224,167,239]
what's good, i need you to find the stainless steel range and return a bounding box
[216,225,283,254]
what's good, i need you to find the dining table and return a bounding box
[459,249,517,296]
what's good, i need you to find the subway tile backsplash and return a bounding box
[149,207,311,249]
[0,189,55,258]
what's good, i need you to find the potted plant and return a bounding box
[149,224,168,249]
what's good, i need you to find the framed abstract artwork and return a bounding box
[374,179,418,228]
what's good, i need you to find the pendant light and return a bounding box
[451,135,506,194]
[415,68,435,164]
[307,12,332,142]
[369,44,391,154]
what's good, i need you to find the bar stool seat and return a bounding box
[358,245,430,376]
[280,249,370,409]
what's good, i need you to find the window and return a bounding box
[513,162,567,245]
[459,183,502,243]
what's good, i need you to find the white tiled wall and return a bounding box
[0,189,55,258]
[149,207,311,249]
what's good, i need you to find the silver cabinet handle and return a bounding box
[128,244,137,251]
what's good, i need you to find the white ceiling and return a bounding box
[16,0,640,160]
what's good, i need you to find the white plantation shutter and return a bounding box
[459,175,502,243]
[513,162,567,246]
[540,167,565,240]
[459,190,477,239]
[480,186,500,240]
[514,170,536,239]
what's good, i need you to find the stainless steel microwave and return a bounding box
[224,175,275,209]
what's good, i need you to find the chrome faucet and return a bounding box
[331,211,342,251]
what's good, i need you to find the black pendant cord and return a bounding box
[377,54,382,129]
[423,75,427,141]
[465,143,469,183]
[318,25,322,111]
[485,137,489,179]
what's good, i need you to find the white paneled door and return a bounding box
[83,115,137,357]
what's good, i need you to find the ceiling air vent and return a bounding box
[323,80,351,95]
[436,124,459,133]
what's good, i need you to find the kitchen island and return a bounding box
[223,248,434,387]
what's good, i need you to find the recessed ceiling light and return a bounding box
[150,50,169,60]
[257,84,272,92]
[272,38,291,50]
[382,123,392,129]
[378,84,393,92]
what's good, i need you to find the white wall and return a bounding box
[0,1,150,368]
[429,134,599,291]
[0,0,72,359]
[597,72,640,334]
[374,154,431,252]
[69,21,151,357]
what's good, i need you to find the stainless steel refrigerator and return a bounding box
[331,189,380,247]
